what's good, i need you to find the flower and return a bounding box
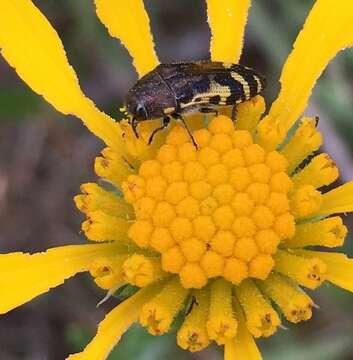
[1,0,353,359]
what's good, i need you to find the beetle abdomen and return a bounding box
[158,61,265,111]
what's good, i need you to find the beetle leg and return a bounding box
[147,116,170,145]
[172,113,198,149]
[231,105,238,121]
[131,117,140,139]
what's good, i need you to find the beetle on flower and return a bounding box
[1,1,353,359]
[124,61,266,145]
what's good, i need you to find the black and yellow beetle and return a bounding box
[125,61,266,145]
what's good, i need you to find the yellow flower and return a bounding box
[1,0,353,359]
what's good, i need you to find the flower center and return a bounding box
[122,116,295,288]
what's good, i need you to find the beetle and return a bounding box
[125,61,266,146]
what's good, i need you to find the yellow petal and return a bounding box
[273,250,327,290]
[258,0,353,150]
[283,216,347,249]
[82,210,130,242]
[94,148,137,188]
[89,254,128,290]
[291,153,339,191]
[258,273,313,324]
[235,96,266,135]
[207,0,251,63]
[122,254,165,287]
[294,250,353,293]
[289,185,322,219]
[235,279,280,338]
[67,282,163,360]
[224,298,262,360]
[95,0,159,77]
[207,278,238,345]
[0,243,119,314]
[119,119,164,164]
[75,182,134,218]
[0,0,127,154]
[280,117,322,174]
[311,181,353,217]
[177,289,210,352]
[140,276,189,335]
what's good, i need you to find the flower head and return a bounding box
[121,114,294,289]
[1,0,353,359]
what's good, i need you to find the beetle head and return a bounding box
[125,92,149,121]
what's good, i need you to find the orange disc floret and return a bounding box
[252,206,275,229]
[232,130,253,148]
[224,257,248,284]
[198,147,220,167]
[266,151,288,173]
[122,116,300,288]
[211,231,236,257]
[180,238,206,262]
[247,183,270,204]
[249,255,275,279]
[229,167,251,191]
[184,162,206,183]
[178,142,197,162]
[221,148,245,168]
[255,230,280,254]
[121,175,145,203]
[134,196,156,219]
[139,159,161,178]
[249,163,271,183]
[233,237,258,262]
[231,193,254,216]
[176,196,200,219]
[166,125,190,145]
[128,220,153,248]
[200,197,218,215]
[243,144,265,165]
[152,201,175,227]
[213,206,235,230]
[180,263,208,289]
[189,181,212,200]
[161,246,185,273]
[213,183,235,204]
[267,192,290,215]
[145,176,167,200]
[270,172,293,193]
[200,251,225,277]
[193,128,211,147]
[162,161,184,182]
[150,228,175,252]
[209,133,233,153]
[165,181,188,204]
[193,215,217,242]
[170,217,193,242]
[157,144,177,164]
[232,216,256,238]
[208,115,234,134]
[207,164,228,186]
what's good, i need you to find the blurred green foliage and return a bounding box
[67,324,191,360]
[0,88,41,120]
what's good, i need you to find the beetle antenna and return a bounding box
[148,115,170,145]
